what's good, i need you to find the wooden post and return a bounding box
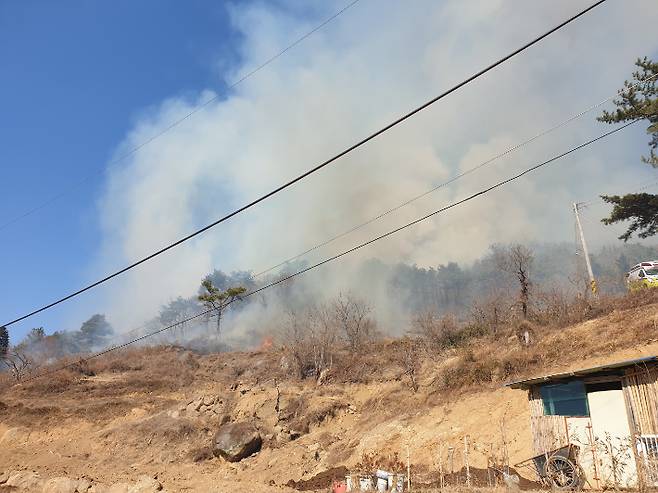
[438,442,444,491]
[406,444,411,491]
[448,446,455,478]
[464,436,471,488]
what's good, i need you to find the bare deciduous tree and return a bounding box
[332,293,376,351]
[493,244,534,319]
[2,351,33,382]
[397,339,420,392]
[279,306,337,379]
[469,291,514,335]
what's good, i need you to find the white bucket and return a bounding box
[376,477,388,492]
[345,475,353,492]
[359,476,373,491]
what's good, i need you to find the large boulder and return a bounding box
[212,422,262,462]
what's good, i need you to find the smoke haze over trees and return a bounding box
[8,240,658,363]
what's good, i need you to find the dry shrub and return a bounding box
[13,346,201,397]
[613,287,658,310]
[20,368,79,394]
[0,373,12,394]
[532,288,592,327]
[469,293,514,335]
[412,312,463,350]
[355,451,406,474]
[88,346,200,390]
[278,307,337,380]
[89,349,145,373]
[333,293,378,351]
[437,289,658,393]
[440,347,545,391]
[441,349,499,389]
[532,287,658,330]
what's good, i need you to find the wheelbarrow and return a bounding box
[514,444,584,490]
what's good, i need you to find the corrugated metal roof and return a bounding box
[505,356,658,389]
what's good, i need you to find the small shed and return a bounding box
[506,356,658,489]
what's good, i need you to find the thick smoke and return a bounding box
[93,0,658,336]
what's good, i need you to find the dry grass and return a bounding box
[436,292,658,392]
[1,289,655,434]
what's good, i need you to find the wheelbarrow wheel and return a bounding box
[544,456,583,490]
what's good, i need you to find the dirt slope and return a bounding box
[0,301,656,492]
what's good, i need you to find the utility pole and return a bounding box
[573,202,598,296]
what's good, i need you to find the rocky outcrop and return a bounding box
[179,395,224,417]
[0,471,161,493]
[212,422,262,462]
[42,477,83,493]
[5,471,44,491]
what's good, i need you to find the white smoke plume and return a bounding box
[94,0,658,334]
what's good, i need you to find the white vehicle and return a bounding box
[626,261,658,290]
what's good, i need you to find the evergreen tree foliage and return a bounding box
[601,192,658,241]
[198,278,246,337]
[598,57,658,240]
[25,327,45,345]
[0,326,8,357]
[77,314,113,351]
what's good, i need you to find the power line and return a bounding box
[1,0,608,328]
[18,119,637,384]
[580,178,658,208]
[0,0,363,233]
[251,73,655,279]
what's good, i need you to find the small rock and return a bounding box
[0,471,8,484]
[202,395,215,406]
[128,475,162,493]
[42,477,79,493]
[77,478,93,493]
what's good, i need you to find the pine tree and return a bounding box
[198,279,246,337]
[0,326,9,358]
[598,57,658,240]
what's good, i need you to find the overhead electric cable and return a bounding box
[19,118,637,384]
[252,73,656,279]
[580,178,658,207]
[1,0,608,328]
[0,0,363,232]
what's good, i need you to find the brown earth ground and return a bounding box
[0,298,656,492]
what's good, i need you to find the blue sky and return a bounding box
[0,1,239,341]
[1,1,657,345]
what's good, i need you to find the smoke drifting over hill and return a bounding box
[93,1,658,334]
